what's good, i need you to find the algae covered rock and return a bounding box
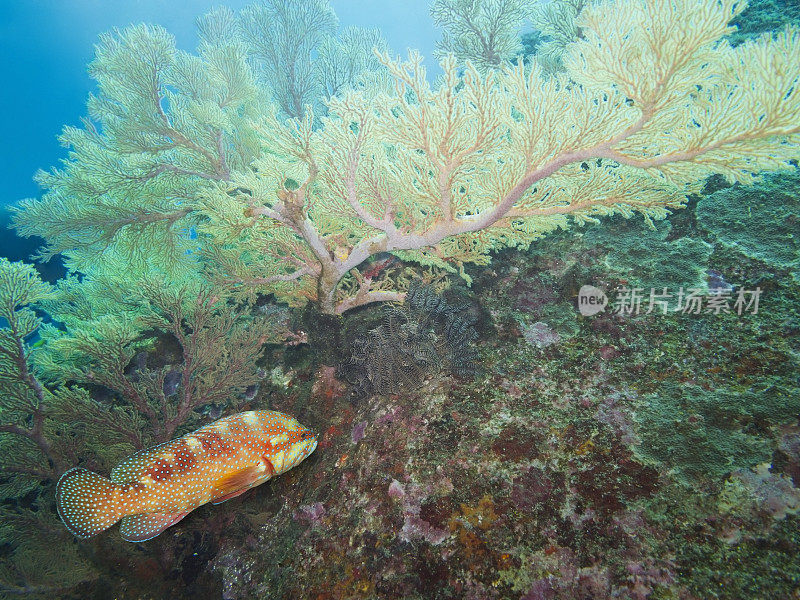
[728,0,800,46]
[634,380,800,482]
[582,216,713,293]
[697,170,800,282]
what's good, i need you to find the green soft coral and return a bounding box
[0,259,61,487]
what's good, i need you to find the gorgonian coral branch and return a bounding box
[12,0,800,316]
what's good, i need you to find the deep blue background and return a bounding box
[0,0,439,271]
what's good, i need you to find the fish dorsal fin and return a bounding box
[120,510,191,542]
[110,441,171,483]
[210,460,275,505]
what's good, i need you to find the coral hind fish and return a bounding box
[56,410,318,542]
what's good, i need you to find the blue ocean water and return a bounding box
[0,0,438,272]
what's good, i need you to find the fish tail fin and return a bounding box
[56,467,121,539]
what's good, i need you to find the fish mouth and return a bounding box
[300,428,318,442]
[300,429,318,455]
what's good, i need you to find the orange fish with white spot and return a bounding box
[56,410,318,542]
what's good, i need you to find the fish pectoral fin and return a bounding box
[211,484,256,505]
[210,461,275,505]
[120,510,192,542]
